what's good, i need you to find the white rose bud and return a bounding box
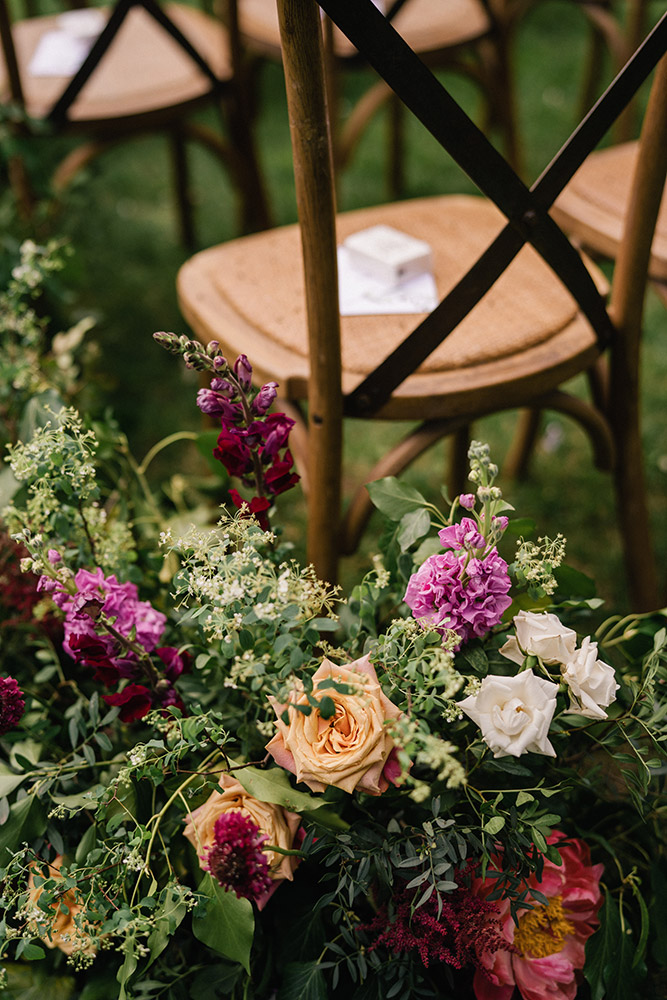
[500,611,577,666]
[458,669,559,758]
[562,636,619,720]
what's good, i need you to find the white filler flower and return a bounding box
[459,670,559,758]
[562,636,619,720]
[500,611,577,666]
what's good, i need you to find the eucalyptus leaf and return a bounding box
[277,961,327,1000]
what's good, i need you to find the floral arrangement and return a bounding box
[0,243,666,1000]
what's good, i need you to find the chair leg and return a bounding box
[169,128,196,251]
[387,93,406,199]
[504,408,542,481]
[222,96,272,234]
[448,426,471,499]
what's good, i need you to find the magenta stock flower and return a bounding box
[404,517,511,646]
[201,811,273,903]
[0,676,25,735]
[46,567,166,664]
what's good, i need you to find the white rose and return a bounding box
[459,669,559,758]
[562,636,619,719]
[500,611,577,666]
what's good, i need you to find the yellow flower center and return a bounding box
[513,895,575,958]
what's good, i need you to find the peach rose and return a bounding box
[27,856,95,957]
[266,654,403,795]
[183,772,301,909]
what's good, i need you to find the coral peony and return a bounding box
[473,831,603,1000]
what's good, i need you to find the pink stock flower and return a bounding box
[46,567,166,664]
[0,676,25,735]
[472,831,603,1000]
[404,517,511,646]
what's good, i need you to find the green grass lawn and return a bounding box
[2,0,667,611]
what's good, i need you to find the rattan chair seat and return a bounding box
[553,141,667,281]
[237,0,490,62]
[1,4,231,125]
[178,195,603,420]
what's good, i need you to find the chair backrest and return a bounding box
[0,0,229,127]
[276,0,667,575]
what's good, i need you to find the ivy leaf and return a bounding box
[192,875,254,973]
[366,478,429,521]
[277,961,327,1000]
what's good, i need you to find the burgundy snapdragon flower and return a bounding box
[103,683,153,723]
[196,353,299,531]
[0,676,26,735]
[201,811,273,903]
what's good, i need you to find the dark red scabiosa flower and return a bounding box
[201,811,273,903]
[0,676,26,735]
[103,684,153,723]
[362,877,511,971]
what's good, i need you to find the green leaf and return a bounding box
[483,816,505,836]
[554,563,596,600]
[277,961,327,1000]
[75,824,98,864]
[192,875,254,973]
[515,791,534,807]
[397,508,431,551]
[366,477,429,521]
[146,886,188,967]
[230,761,337,817]
[0,770,26,797]
[22,943,46,960]
[584,892,646,1000]
[0,794,47,859]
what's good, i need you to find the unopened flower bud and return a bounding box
[251,382,278,416]
[234,354,253,389]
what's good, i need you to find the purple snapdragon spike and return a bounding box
[0,676,25,735]
[251,381,278,417]
[233,354,253,390]
[201,811,273,903]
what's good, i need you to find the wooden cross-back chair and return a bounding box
[177,0,667,608]
[0,0,270,244]
[234,0,521,193]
